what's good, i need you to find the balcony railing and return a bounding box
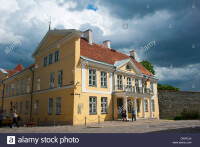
[114,85,152,95]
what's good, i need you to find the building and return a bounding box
[0,29,159,125]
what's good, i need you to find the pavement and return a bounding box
[0,119,200,133]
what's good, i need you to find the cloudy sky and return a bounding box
[0,0,200,91]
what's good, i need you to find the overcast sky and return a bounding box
[0,0,200,91]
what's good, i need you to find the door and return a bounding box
[117,98,123,118]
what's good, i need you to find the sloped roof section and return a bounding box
[80,38,153,76]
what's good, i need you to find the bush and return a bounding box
[174,115,183,120]
[181,109,199,120]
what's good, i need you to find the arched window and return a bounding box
[126,64,131,70]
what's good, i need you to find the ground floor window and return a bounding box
[56,97,61,115]
[127,99,132,113]
[137,99,140,112]
[101,97,108,114]
[35,100,39,114]
[19,102,22,114]
[145,99,148,112]
[152,100,155,112]
[25,101,28,114]
[89,97,97,114]
[48,98,53,114]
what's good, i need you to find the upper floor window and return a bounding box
[127,77,131,87]
[126,64,131,70]
[117,75,123,90]
[89,96,97,114]
[12,83,15,96]
[43,56,47,67]
[37,77,40,91]
[56,97,61,115]
[101,97,108,114]
[54,50,59,62]
[100,71,107,88]
[150,82,154,93]
[152,100,155,112]
[16,80,19,95]
[135,79,139,92]
[89,68,96,87]
[50,73,54,88]
[57,70,63,87]
[26,77,30,93]
[49,53,53,65]
[6,85,8,97]
[145,99,148,112]
[21,79,24,94]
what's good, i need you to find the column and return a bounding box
[124,96,129,120]
[134,97,138,119]
[142,98,146,118]
[149,98,153,118]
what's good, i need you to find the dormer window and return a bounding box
[126,64,131,70]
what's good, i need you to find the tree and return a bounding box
[157,83,180,91]
[140,60,155,75]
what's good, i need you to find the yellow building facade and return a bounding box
[0,29,159,125]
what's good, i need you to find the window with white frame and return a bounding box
[137,99,140,112]
[15,102,18,111]
[6,85,8,97]
[100,71,107,88]
[9,84,11,96]
[21,79,24,94]
[35,100,39,114]
[37,77,40,91]
[43,56,47,67]
[25,101,28,114]
[152,100,155,112]
[89,97,97,114]
[12,83,15,96]
[26,77,30,93]
[19,102,22,114]
[16,80,19,95]
[50,73,54,88]
[127,99,132,113]
[48,98,53,114]
[49,53,53,65]
[117,75,123,90]
[89,68,96,86]
[54,50,59,62]
[57,70,63,87]
[135,79,139,92]
[127,77,132,88]
[101,97,108,114]
[56,97,61,115]
[145,99,148,112]
[150,82,154,93]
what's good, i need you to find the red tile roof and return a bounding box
[80,38,153,76]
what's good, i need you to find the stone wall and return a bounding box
[158,90,200,119]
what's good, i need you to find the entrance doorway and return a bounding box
[117,98,123,118]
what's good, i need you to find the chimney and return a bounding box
[83,29,92,44]
[103,40,111,48]
[130,50,136,60]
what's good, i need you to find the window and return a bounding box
[6,85,8,97]
[56,97,61,115]
[25,101,28,114]
[89,97,97,114]
[126,64,131,70]
[152,100,155,112]
[127,99,132,113]
[150,82,154,93]
[57,70,63,87]
[145,99,148,112]
[15,102,18,111]
[43,56,47,67]
[19,102,22,114]
[117,75,123,90]
[101,97,108,114]
[135,79,139,92]
[49,53,53,65]
[26,77,30,93]
[50,73,54,88]
[12,83,15,96]
[9,84,11,96]
[54,50,59,62]
[89,69,96,86]
[4,110,6,117]
[37,78,40,91]
[16,80,19,95]
[137,99,140,112]
[35,100,39,114]
[100,71,107,88]
[127,77,132,88]
[48,98,53,114]
[21,79,24,94]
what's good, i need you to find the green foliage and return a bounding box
[181,109,199,120]
[139,60,155,75]
[174,115,183,120]
[157,83,180,91]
